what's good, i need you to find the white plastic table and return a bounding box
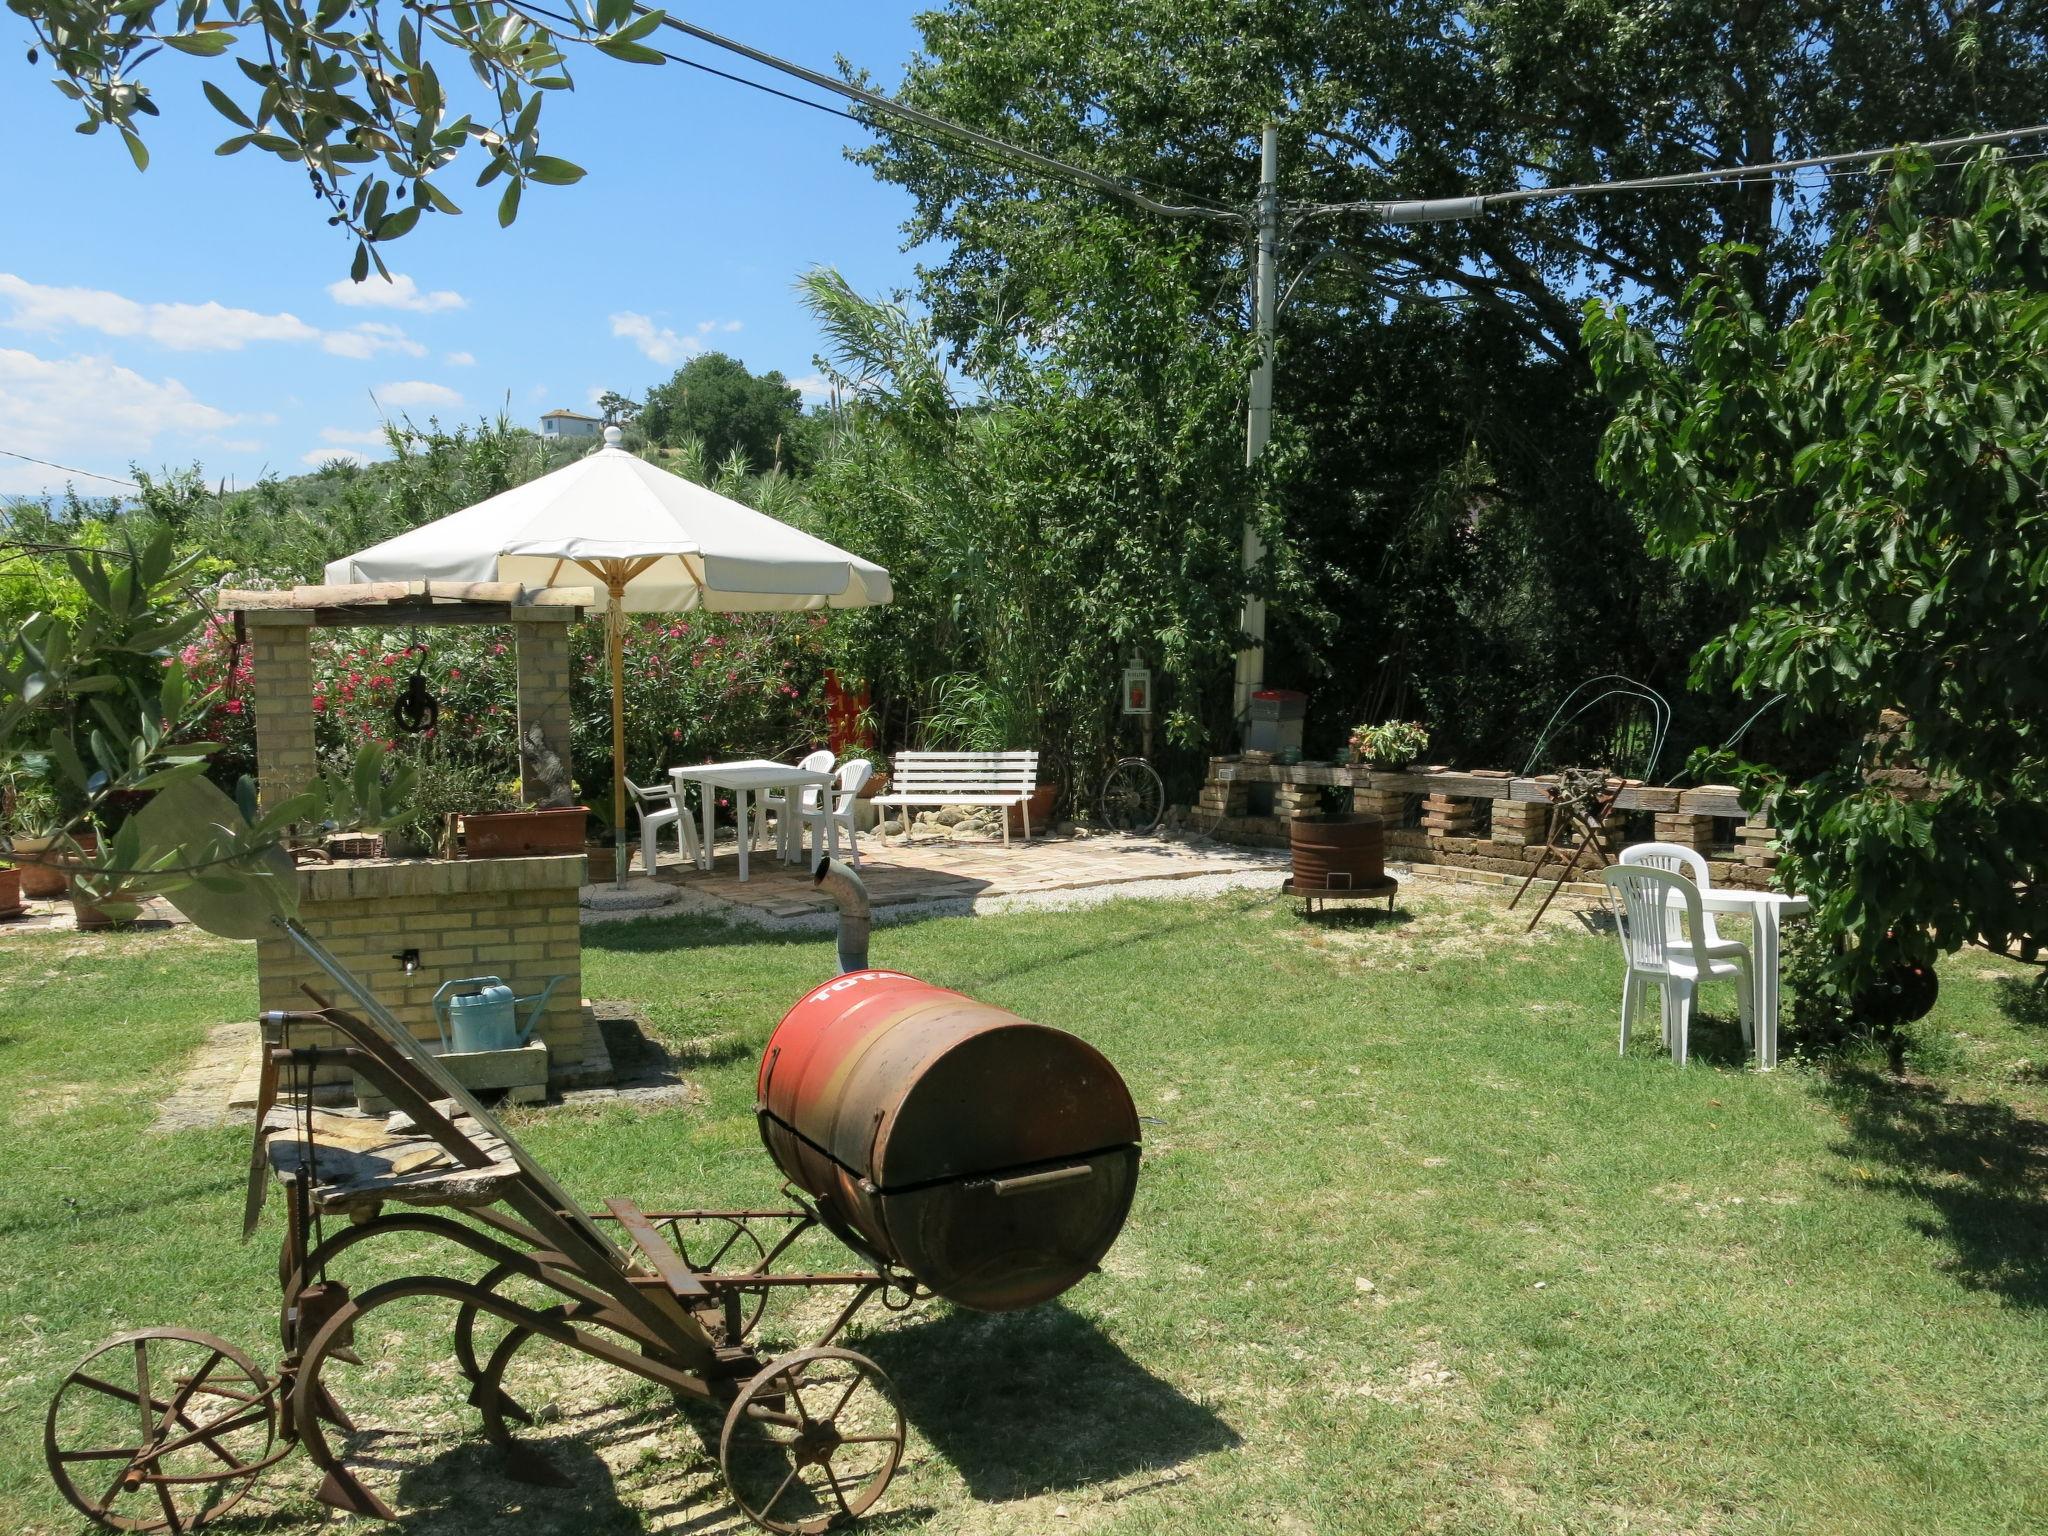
[669,760,835,882]
[1697,889,1810,1069]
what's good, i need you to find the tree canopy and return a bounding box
[634,352,807,475]
[1587,148,2048,985]
[7,0,670,276]
[855,0,2048,762]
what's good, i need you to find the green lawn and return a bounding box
[4,887,2047,1535]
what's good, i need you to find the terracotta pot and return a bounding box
[461,807,589,858]
[0,865,21,917]
[1006,782,1060,838]
[16,830,95,899]
[1291,812,1387,892]
[68,879,133,930]
[857,771,889,800]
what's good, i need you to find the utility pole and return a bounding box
[1232,123,1280,734]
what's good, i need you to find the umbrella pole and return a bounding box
[608,587,629,886]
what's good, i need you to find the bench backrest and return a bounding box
[891,750,1040,795]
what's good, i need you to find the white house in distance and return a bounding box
[539,408,603,440]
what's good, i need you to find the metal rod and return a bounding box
[813,857,871,973]
[1233,122,1281,731]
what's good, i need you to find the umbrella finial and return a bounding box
[602,424,624,449]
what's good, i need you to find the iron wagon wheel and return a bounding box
[45,1328,284,1532]
[1098,757,1165,835]
[471,1300,665,1448]
[294,1273,525,1522]
[451,1259,526,1384]
[718,1345,905,1535]
[665,1214,771,1344]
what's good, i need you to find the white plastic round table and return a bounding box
[1697,889,1810,1069]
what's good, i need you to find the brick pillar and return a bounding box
[1195,776,1249,819]
[1735,818,1780,873]
[1652,813,1716,851]
[1419,793,1475,835]
[1273,781,1318,819]
[515,618,576,804]
[1491,799,1549,847]
[246,612,318,813]
[1353,789,1408,819]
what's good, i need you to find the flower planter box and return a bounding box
[461,807,589,859]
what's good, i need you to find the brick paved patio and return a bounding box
[642,831,1283,919]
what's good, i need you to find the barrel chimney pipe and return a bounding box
[813,857,870,973]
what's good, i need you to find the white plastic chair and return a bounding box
[1620,841,1736,948]
[627,776,700,874]
[1601,864,1753,1066]
[754,749,835,859]
[803,758,873,866]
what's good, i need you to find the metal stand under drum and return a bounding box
[1283,873,1400,918]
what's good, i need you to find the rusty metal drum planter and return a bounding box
[1285,811,1398,916]
[759,969,1142,1312]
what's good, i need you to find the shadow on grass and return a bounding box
[1290,905,1416,932]
[860,1304,1238,1501]
[1821,1065,2048,1308]
[0,1171,243,1238]
[1996,975,2048,1028]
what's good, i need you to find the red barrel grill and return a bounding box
[757,969,1141,1312]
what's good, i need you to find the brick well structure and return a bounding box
[226,581,602,1097]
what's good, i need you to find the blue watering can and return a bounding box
[430,975,565,1054]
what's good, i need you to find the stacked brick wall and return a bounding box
[1189,757,1778,892]
[255,854,601,1091]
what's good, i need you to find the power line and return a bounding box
[513,1,856,123]
[1296,121,2048,223]
[631,5,1247,224]
[511,1,1242,221]
[0,448,140,492]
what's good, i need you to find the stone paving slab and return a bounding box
[641,832,1279,921]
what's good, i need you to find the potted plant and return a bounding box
[1,762,65,902]
[461,726,588,858]
[1350,720,1431,771]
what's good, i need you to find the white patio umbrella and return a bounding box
[326,426,891,882]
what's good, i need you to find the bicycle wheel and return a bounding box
[1098,758,1165,834]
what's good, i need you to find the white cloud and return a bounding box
[444,350,476,367]
[205,436,267,454]
[303,447,369,467]
[319,426,390,447]
[326,272,466,314]
[697,318,743,336]
[320,321,424,360]
[788,373,833,405]
[372,380,464,409]
[0,347,238,493]
[0,272,420,358]
[611,311,700,365]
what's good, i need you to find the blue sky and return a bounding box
[0,2,931,496]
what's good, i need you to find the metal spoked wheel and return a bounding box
[1098,756,1166,835]
[718,1346,905,1535]
[45,1328,282,1532]
[666,1214,771,1344]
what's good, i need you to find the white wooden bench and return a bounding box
[870,751,1041,846]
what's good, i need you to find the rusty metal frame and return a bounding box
[45,913,926,1535]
